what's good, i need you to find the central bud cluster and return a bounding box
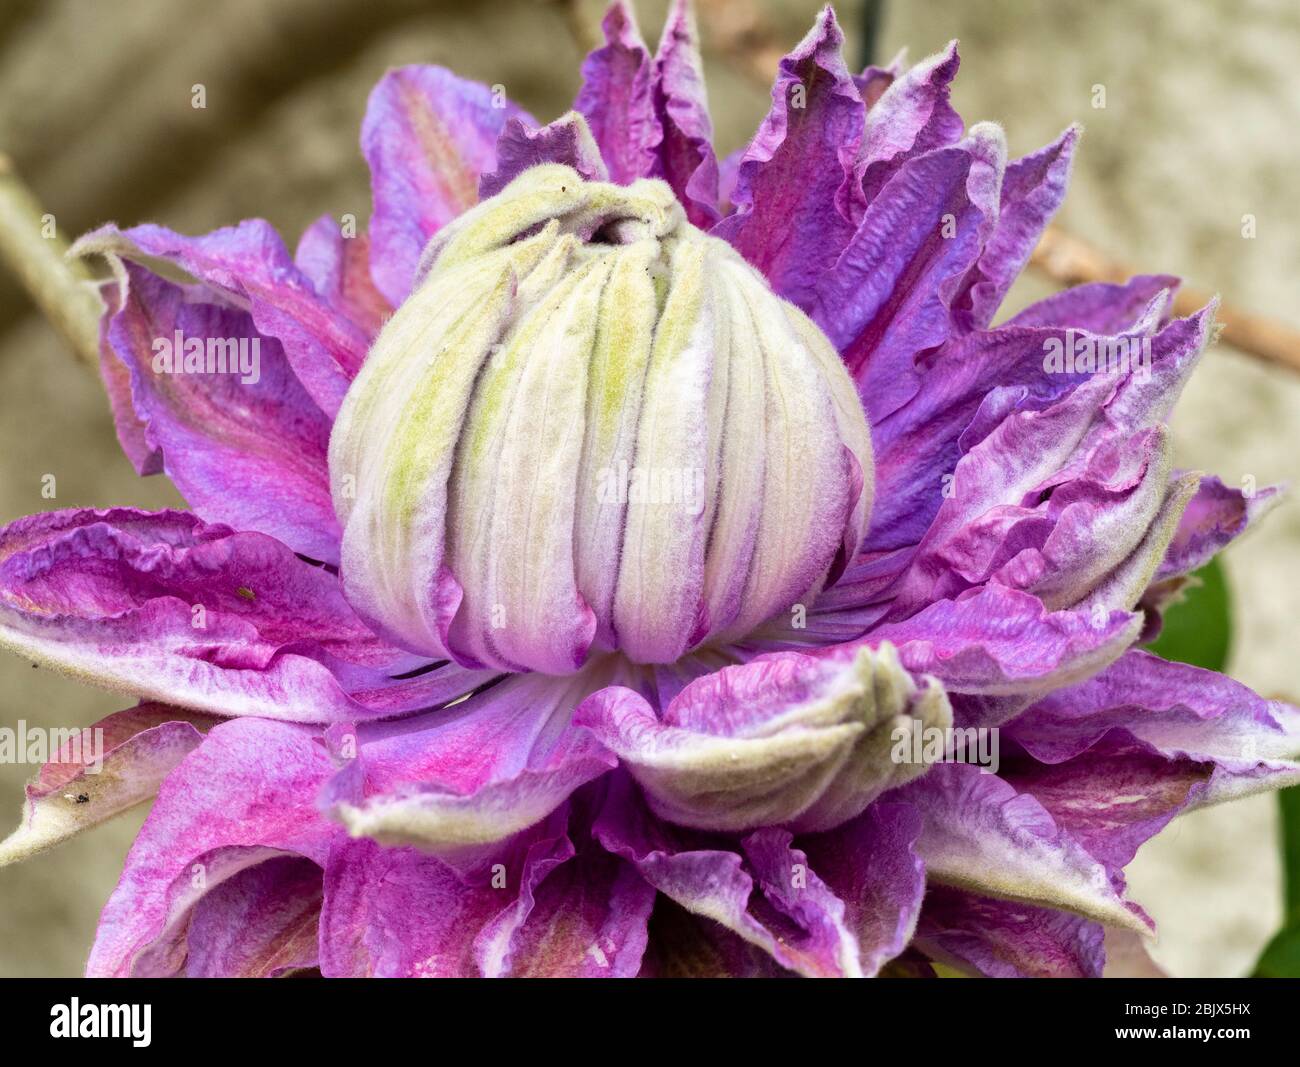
[330,165,873,674]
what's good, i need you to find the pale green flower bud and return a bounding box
[330,161,873,674]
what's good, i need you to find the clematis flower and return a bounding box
[2,0,1297,978]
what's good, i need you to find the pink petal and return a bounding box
[0,508,481,723]
[574,1,660,184]
[185,855,323,977]
[322,672,616,854]
[76,221,368,418]
[87,718,338,977]
[101,262,341,563]
[650,0,719,226]
[0,702,219,865]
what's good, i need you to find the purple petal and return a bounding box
[951,125,1079,330]
[96,283,161,477]
[1000,734,1213,874]
[1155,474,1281,582]
[1008,650,1300,806]
[593,776,862,977]
[650,0,719,226]
[812,126,1005,423]
[641,899,792,977]
[1008,274,1179,332]
[87,718,338,976]
[0,702,218,865]
[362,65,532,306]
[711,7,864,308]
[856,41,964,206]
[100,261,340,563]
[914,885,1105,978]
[479,113,609,199]
[863,321,1138,554]
[896,762,1150,932]
[75,221,369,418]
[861,585,1142,699]
[185,855,323,977]
[0,508,467,723]
[799,801,927,975]
[320,812,566,977]
[504,798,655,977]
[320,799,652,977]
[294,218,393,338]
[321,672,616,853]
[884,305,1216,620]
[574,1,661,184]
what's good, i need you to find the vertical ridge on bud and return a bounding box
[574,239,659,651]
[330,139,874,674]
[612,235,722,663]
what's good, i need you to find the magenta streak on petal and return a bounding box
[87,718,339,977]
[104,262,341,564]
[650,0,720,227]
[574,0,661,185]
[363,65,533,306]
[294,217,394,340]
[856,41,963,208]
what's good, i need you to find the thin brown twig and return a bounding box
[0,154,100,370]
[1031,227,1300,375]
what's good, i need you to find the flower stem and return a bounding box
[0,153,101,370]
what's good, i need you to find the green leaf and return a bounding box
[1144,557,1232,672]
[1254,924,1300,978]
[1253,786,1300,977]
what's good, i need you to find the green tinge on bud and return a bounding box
[330,159,873,674]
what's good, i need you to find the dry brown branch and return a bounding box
[1031,227,1300,374]
[0,153,100,369]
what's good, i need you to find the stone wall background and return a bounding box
[0,0,1295,977]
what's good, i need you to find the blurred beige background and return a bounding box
[0,0,1296,977]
